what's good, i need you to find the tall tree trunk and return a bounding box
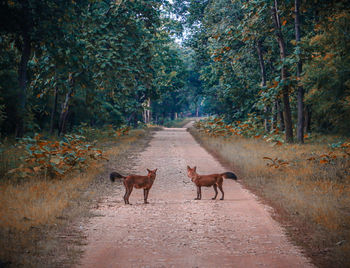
[295,0,304,143]
[269,60,278,132]
[264,106,270,132]
[49,87,58,135]
[272,0,293,143]
[127,112,137,127]
[143,109,147,124]
[147,98,151,123]
[58,89,72,136]
[256,39,267,87]
[277,99,285,131]
[271,100,278,131]
[304,105,311,133]
[15,32,31,137]
[256,38,270,132]
[143,98,151,124]
[58,75,74,136]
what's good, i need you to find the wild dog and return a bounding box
[110,169,157,204]
[187,166,237,200]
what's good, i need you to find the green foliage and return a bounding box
[0,0,195,137]
[303,10,350,134]
[174,0,350,139]
[1,0,349,139]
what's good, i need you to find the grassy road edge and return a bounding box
[188,125,349,268]
[0,128,156,268]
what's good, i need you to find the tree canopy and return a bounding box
[0,0,349,141]
[174,0,350,141]
[0,0,197,137]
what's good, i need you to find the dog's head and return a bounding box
[187,165,197,179]
[147,168,157,179]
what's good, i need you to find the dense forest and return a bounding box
[0,0,196,138]
[173,0,350,143]
[0,0,349,142]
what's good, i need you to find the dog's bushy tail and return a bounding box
[110,172,126,182]
[221,172,237,180]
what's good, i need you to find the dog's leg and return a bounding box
[195,186,200,200]
[218,184,224,200]
[123,187,128,204]
[143,189,149,204]
[126,186,133,205]
[212,184,218,200]
[195,186,201,200]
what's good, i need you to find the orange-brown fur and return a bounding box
[110,169,157,204]
[187,166,237,200]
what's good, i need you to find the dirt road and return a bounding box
[78,124,314,268]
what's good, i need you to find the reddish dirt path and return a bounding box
[78,125,314,268]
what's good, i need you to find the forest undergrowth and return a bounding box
[0,126,150,267]
[189,121,350,268]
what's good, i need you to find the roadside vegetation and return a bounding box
[0,126,151,267]
[163,118,193,128]
[173,0,350,143]
[190,117,350,268]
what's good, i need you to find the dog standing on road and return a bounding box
[110,169,157,204]
[187,166,237,200]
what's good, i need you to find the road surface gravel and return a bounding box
[78,124,314,268]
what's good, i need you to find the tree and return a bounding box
[302,1,350,134]
[0,0,89,136]
[271,0,293,143]
[295,0,304,143]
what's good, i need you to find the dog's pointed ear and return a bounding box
[187,165,191,170]
[193,166,197,172]
[147,169,151,172]
[154,168,157,173]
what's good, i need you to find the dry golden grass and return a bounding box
[190,128,350,268]
[0,129,145,232]
[0,128,149,267]
[0,168,97,231]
